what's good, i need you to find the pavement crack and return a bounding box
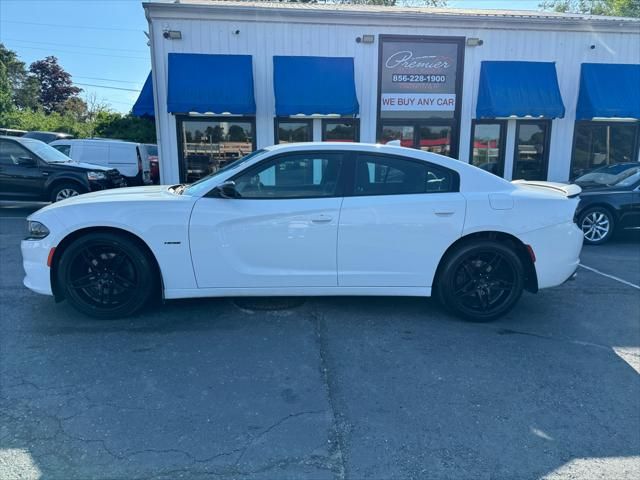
[311,309,349,480]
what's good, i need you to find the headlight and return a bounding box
[87,171,107,181]
[26,221,50,240]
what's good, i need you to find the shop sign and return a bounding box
[379,39,460,118]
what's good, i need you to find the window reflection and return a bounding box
[276,120,312,144]
[180,118,253,183]
[471,123,504,177]
[571,122,639,179]
[514,121,549,181]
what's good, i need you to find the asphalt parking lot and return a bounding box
[1,202,639,480]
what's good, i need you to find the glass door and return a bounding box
[513,120,551,181]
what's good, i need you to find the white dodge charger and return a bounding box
[22,143,583,321]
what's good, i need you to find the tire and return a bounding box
[50,182,85,202]
[436,240,525,322]
[579,206,615,245]
[57,232,156,319]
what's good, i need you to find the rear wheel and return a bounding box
[51,182,85,202]
[436,241,524,322]
[579,207,614,245]
[57,232,156,319]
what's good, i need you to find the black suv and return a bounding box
[0,136,125,202]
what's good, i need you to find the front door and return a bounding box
[338,152,465,287]
[189,151,346,288]
[0,139,44,199]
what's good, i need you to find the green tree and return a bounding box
[0,61,12,115]
[539,0,640,17]
[29,56,82,114]
[0,43,41,111]
[93,111,157,143]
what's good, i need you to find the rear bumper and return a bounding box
[520,221,583,290]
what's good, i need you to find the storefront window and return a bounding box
[275,119,313,144]
[513,120,550,181]
[571,122,639,179]
[322,119,359,142]
[418,125,452,156]
[179,117,254,183]
[471,121,505,177]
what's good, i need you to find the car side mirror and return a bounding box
[213,180,239,199]
[17,156,37,167]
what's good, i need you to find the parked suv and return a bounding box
[50,139,152,186]
[0,136,125,202]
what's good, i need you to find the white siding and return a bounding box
[147,7,640,184]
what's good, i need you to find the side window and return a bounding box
[233,153,343,199]
[0,140,34,166]
[53,144,71,156]
[354,154,456,196]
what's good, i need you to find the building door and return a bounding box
[377,35,465,159]
[513,120,551,181]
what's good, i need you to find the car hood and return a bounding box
[47,161,113,172]
[36,185,180,214]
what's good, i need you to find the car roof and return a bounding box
[50,138,140,146]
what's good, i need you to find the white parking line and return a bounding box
[579,264,640,290]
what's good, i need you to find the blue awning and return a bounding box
[167,53,256,114]
[576,63,640,120]
[131,72,154,117]
[476,61,565,119]
[273,56,359,116]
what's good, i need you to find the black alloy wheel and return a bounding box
[58,232,156,318]
[437,241,524,322]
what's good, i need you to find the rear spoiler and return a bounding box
[512,180,582,198]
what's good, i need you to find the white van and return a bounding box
[50,139,151,186]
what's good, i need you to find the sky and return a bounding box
[0,0,542,114]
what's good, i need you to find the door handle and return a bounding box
[310,214,333,223]
[434,211,455,217]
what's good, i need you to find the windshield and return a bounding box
[182,149,267,196]
[22,139,73,163]
[145,144,158,156]
[575,164,640,187]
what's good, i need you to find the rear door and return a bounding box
[338,152,465,287]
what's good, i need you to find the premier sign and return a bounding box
[379,37,461,119]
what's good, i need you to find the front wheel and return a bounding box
[51,182,85,202]
[57,232,156,319]
[436,241,524,322]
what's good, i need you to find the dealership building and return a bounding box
[135,0,640,184]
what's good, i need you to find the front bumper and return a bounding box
[21,238,54,296]
[88,177,126,192]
